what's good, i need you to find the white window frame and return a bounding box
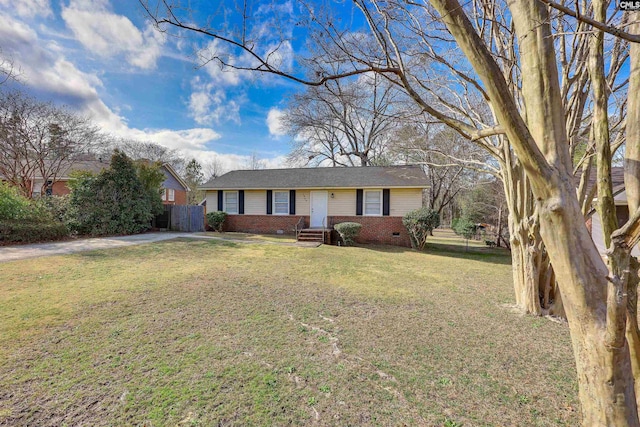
[161,189,167,201]
[364,189,383,216]
[224,190,239,214]
[168,188,175,202]
[273,190,290,215]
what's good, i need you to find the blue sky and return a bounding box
[0,0,303,170]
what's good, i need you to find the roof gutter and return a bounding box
[198,185,429,190]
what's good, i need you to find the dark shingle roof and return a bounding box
[581,166,625,195]
[0,158,110,180]
[199,165,429,190]
[58,159,110,176]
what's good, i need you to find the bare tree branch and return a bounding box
[538,0,640,43]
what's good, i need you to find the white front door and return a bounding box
[310,191,328,228]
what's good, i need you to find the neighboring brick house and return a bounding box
[24,159,189,205]
[158,163,190,205]
[29,158,110,197]
[199,165,429,246]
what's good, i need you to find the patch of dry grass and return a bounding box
[194,231,297,243]
[0,236,577,426]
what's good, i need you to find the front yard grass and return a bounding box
[195,231,297,243]
[0,236,577,426]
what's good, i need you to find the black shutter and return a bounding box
[289,190,296,215]
[383,189,390,216]
[266,190,272,215]
[356,189,363,216]
[239,190,245,214]
[217,191,223,211]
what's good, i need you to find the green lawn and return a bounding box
[0,232,578,426]
[194,231,297,243]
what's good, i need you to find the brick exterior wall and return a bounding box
[221,214,410,247]
[329,216,411,247]
[51,181,188,205]
[224,215,307,235]
[52,181,70,196]
[175,189,187,205]
[14,177,189,204]
[163,189,187,205]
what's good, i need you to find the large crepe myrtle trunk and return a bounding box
[508,213,560,316]
[500,144,561,317]
[537,178,639,425]
[430,0,640,423]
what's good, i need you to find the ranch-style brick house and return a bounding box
[200,165,429,246]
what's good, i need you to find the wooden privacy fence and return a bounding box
[154,205,205,232]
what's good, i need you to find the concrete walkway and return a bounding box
[0,232,320,263]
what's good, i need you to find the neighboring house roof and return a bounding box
[56,159,111,178]
[57,159,190,192]
[0,158,110,181]
[9,157,190,192]
[161,163,190,192]
[581,166,625,197]
[199,165,429,190]
[582,167,628,215]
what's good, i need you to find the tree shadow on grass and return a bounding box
[351,241,512,266]
[421,241,512,265]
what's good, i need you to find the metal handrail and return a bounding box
[295,216,304,239]
[322,216,326,244]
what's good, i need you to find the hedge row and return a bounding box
[0,220,69,244]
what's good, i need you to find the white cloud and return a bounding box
[201,39,244,86]
[199,37,293,88]
[0,11,287,174]
[124,128,221,152]
[176,150,287,174]
[0,13,226,162]
[0,14,102,98]
[256,0,293,17]
[61,1,164,69]
[266,108,286,137]
[264,40,294,73]
[188,76,241,126]
[261,155,288,169]
[68,0,110,9]
[0,0,52,18]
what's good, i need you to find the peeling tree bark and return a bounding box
[623,12,640,410]
[430,0,640,423]
[501,152,561,317]
[590,0,617,249]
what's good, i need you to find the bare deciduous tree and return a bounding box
[243,151,266,170]
[285,72,401,166]
[0,91,101,197]
[392,123,490,221]
[0,47,20,86]
[202,156,226,182]
[110,138,186,173]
